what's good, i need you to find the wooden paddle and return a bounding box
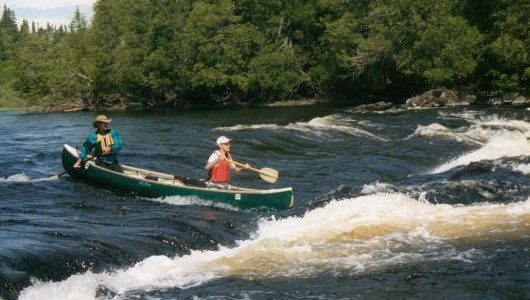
[227,160,279,183]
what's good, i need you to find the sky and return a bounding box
[2,0,96,28]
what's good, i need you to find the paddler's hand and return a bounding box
[236,163,250,172]
[73,159,82,168]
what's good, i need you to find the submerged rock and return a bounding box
[487,93,530,106]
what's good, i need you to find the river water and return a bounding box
[1,105,529,299]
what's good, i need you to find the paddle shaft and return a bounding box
[56,168,74,178]
[227,160,261,174]
[227,159,279,183]
[55,156,95,178]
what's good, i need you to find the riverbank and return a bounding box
[4,88,530,113]
[0,88,25,111]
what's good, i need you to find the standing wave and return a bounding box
[19,193,530,299]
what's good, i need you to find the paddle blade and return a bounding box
[47,169,71,179]
[258,167,278,183]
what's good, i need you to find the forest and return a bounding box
[0,0,529,110]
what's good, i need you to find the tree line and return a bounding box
[0,0,528,110]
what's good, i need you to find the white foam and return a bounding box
[0,173,69,183]
[512,163,530,175]
[407,123,487,145]
[18,273,100,300]
[19,193,530,299]
[218,124,283,131]
[476,117,530,133]
[149,195,240,211]
[431,131,530,174]
[0,173,32,182]
[360,181,396,194]
[216,114,387,141]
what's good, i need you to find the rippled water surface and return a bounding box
[1,105,529,299]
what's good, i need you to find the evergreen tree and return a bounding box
[4,0,529,110]
[0,5,18,61]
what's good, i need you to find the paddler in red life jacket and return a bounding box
[204,136,249,186]
[73,115,124,173]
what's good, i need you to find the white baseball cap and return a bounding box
[216,136,233,145]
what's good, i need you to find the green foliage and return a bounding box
[0,5,18,61]
[0,59,23,109]
[395,15,483,86]
[0,0,529,110]
[249,44,309,100]
[465,0,529,95]
[179,0,245,96]
[10,8,92,106]
[317,0,485,96]
[13,34,54,101]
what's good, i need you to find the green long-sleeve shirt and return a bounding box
[78,128,123,164]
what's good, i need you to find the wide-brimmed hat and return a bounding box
[92,115,111,127]
[216,135,232,145]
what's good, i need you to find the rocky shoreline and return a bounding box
[14,88,530,113]
[349,88,530,112]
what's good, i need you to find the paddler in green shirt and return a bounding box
[73,115,124,173]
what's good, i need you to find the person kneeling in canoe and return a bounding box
[204,136,249,187]
[73,115,124,173]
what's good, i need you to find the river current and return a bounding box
[0,105,529,299]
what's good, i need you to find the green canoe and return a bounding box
[61,144,294,210]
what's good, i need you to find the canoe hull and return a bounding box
[61,144,294,210]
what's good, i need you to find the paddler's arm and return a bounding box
[205,152,220,171]
[74,134,96,168]
[231,161,249,173]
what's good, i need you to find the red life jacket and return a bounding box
[209,151,232,183]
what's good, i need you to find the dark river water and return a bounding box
[1,105,529,300]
